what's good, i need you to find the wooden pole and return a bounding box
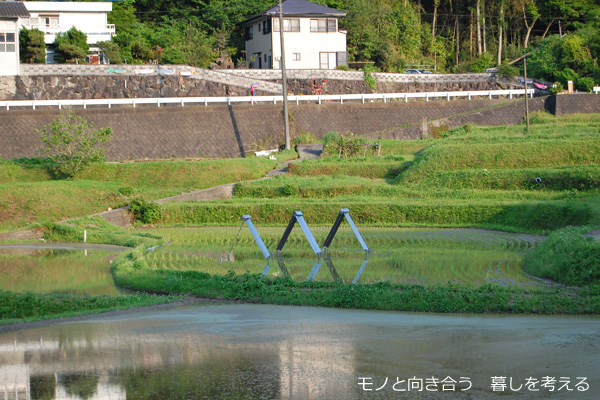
[279,0,291,150]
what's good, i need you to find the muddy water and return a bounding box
[1,304,598,399]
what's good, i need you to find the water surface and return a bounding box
[0,243,127,295]
[1,304,598,399]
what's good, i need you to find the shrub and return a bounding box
[279,183,296,196]
[129,198,163,224]
[497,64,519,80]
[37,111,112,178]
[293,132,317,145]
[118,186,136,196]
[462,123,474,133]
[362,64,377,91]
[322,131,340,146]
[549,82,564,95]
[429,123,450,138]
[524,227,600,286]
[469,52,494,72]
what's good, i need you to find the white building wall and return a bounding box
[272,18,346,70]
[244,19,273,69]
[23,2,113,45]
[0,20,20,76]
[246,17,346,70]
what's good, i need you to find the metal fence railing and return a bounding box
[0,89,535,111]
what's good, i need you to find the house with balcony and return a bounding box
[0,1,29,75]
[240,0,347,70]
[21,1,114,63]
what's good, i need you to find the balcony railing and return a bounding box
[21,24,116,36]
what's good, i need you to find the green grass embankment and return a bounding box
[111,265,600,315]
[398,139,600,183]
[524,227,600,286]
[0,152,296,232]
[153,198,592,232]
[0,291,176,324]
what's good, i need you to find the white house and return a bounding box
[0,1,29,75]
[241,0,347,70]
[21,1,114,63]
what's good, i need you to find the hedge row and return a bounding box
[158,200,593,231]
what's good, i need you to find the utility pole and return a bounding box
[279,0,291,150]
[524,56,530,134]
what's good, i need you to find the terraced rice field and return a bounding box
[0,249,122,295]
[141,227,548,287]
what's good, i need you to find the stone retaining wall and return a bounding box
[19,64,283,94]
[13,74,251,100]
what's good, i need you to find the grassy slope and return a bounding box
[0,152,296,232]
[222,113,600,232]
[2,113,600,319]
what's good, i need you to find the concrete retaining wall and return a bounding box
[0,95,594,161]
[546,93,600,116]
[0,97,529,160]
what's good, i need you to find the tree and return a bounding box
[37,111,112,178]
[19,27,46,63]
[54,27,89,63]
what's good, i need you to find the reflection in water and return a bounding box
[1,304,599,399]
[273,254,363,283]
[0,246,126,295]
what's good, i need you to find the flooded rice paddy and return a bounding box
[0,243,127,295]
[1,303,599,399]
[143,227,547,287]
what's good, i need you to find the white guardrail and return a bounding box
[0,89,535,110]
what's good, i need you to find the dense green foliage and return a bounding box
[524,227,600,286]
[36,0,599,83]
[19,27,45,64]
[53,27,89,63]
[129,198,163,224]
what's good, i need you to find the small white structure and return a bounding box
[241,0,347,70]
[0,2,29,76]
[21,1,114,63]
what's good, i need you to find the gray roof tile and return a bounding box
[0,2,30,19]
[264,0,345,16]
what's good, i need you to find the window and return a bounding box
[0,32,16,52]
[310,19,337,32]
[328,18,337,32]
[244,26,253,40]
[264,54,267,62]
[273,18,300,32]
[39,16,59,29]
[293,53,301,61]
[263,19,271,34]
[258,23,261,32]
